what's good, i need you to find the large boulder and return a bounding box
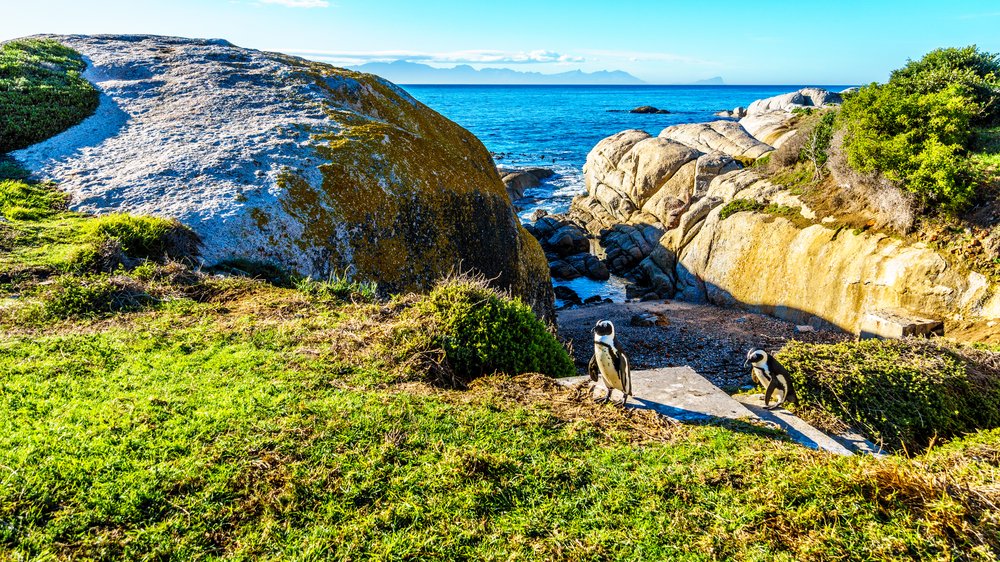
[740,88,842,147]
[672,209,1000,332]
[659,121,773,161]
[579,130,702,225]
[745,87,842,115]
[499,167,555,200]
[11,35,554,318]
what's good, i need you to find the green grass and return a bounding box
[294,269,378,303]
[0,293,998,559]
[0,39,99,153]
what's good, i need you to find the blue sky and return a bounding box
[2,0,1000,84]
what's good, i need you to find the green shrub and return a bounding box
[719,198,764,220]
[41,275,155,319]
[0,179,68,220]
[839,83,980,211]
[778,339,1000,452]
[0,39,99,153]
[889,45,1000,125]
[837,46,1000,212]
[85,214,200,262]
[416,279,574,383]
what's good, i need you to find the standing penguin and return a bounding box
[588,320,632,405]
[744,348,797,410]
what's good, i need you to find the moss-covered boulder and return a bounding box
[11,35,553,318]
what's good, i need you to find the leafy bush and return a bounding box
[415,279,574,384]
[0,179,68,220]
[837,46,1000,212]
[889,45,1000,125]
[85,214,200,262]
[778,339,1000,452]
[0,39,99,153]
[839,83,980,211]
[41,275,155,319]
[718,198,764,220]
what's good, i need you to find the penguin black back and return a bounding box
[745,348,797,409]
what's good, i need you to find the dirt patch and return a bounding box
[470,373,682,444]
[558,300,850,389]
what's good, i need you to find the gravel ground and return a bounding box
[558,300,850,389]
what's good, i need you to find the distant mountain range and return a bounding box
[350,61,646,85]
[694,76,725,85]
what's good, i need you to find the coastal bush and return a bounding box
[0,39,99,153]
[413,278,574,384]
[778,338,1000,452]
[838,46,1000,212]
[839,83,980,211]
[85,214,200,262]
[889,45,1000,125]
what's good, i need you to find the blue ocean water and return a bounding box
[405,85,851,220]
[404,85,851,302]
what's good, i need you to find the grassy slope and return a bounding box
[2,293,1000,561]
[0,182,998,559]
[0,39,99,153]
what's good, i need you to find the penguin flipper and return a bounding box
[764,380,778,409]
[588,355,599,382]
[621,353,632,397]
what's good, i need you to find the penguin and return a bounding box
[744,348,797,410]
[587,320,632,405]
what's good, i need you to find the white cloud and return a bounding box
[259,0,330,8]
[283,48,585,65]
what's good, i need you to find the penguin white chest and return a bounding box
[752,360,771,386]
[594,336,623,391]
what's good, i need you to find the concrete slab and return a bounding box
[734,393,854,455]
[559,367,756,422]
[858,308,943,339]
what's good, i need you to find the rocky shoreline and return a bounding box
[521,87,1000,338]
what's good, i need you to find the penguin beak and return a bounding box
[743,359,749,368]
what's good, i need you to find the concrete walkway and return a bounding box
[561,367,880,456]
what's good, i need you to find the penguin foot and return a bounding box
[594,396,609,404]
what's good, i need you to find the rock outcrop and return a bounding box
[630,106,670,114]
[525,215,609,281]
[638,169,1000,333]
[11,35,554,318]
[659,121,773,161]
[499,167,555,200]
[571,86,1000,336]
[565,128,743,281]
[739,87,842,147]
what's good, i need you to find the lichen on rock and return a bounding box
[9,34,555,319]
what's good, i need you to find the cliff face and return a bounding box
[562,88,1000,335]
[645,171,1000,332]
[12,35,553,318]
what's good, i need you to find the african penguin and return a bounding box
[588,320,632,406]
[744,348,797,410]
